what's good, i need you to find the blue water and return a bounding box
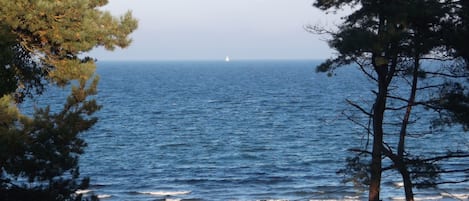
[71,60,469,201]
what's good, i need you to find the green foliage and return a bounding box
[0,0,137,85]
[313,0,360,11]
[443,1,469,62]
[430,82,469,130]
[0,0,137,200]
[0,27,46,102]
[407,158,442,188]
[337,156,370,187]
[432,2,469,129]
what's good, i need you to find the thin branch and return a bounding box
[409,153,469,163]
[425,71,469,78]
[406,130,434,138]
[432,179,469,185]
[386,95,441,110]
[386,105,410,111]
[344,112,372,132]
[417,84,444,91]
[419,57,455,62]
[346,99,372,116]
[387,94,410,103]
[304,24,336,36]
[365,107,372,150]
[410,168,469,174]
[354,59,377,82]
[349,148,372,155]
[382,142,394,158]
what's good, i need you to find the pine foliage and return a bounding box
[313,1,469,201]
[0,1,137,200]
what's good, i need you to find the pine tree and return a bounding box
[0,1,137,200]
[432,0,469,129]
[312,1,469,201]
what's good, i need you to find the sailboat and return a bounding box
[225,56,230,62]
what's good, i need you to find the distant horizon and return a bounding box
[95,58,328,62]
[90,0,344,61]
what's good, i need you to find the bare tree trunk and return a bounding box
[369,63,388,201]
[400,167,414,201]
[396,57,420,201]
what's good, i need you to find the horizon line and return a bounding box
[95,58,328,62]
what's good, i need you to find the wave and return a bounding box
[90,182,116,188]
[255,200,289,201]
[441,192,469,200]
[97,194,112,199]
[75,189,92,195]
[391,195,443,201]
[393,182,404,188]
[137,191,191,196]
[76,190,112,199]
[309,198,360,201]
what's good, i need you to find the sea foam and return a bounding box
[138,191,191,196]
[391,195,443,201]
[75,189,92,195]
[97,194,112,199]
[441,192,469,200]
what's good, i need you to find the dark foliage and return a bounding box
[0,1,137,200]
[312,1,469,200]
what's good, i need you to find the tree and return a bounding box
[430,0,469,130]
[0,1,137,200]
[312,1,469,201]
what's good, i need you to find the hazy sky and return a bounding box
[91,0,341,61]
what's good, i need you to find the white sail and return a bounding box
[225,56,230,62]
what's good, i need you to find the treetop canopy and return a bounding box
[0,0,138,85]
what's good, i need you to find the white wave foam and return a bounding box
[309,198,360,201]
[393,182,404,188]
[391,195,443,201]
[97,194,112,199]
[441,192,469,200]
[138,191,191,196]
[75,189,92,195]
[309,198,361,201]
[256,200,289,201]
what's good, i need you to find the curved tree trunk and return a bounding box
[396,57,420,201]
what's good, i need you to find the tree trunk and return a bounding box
[401,167,414,201]
[369,63,388,201]
[396,57,420,201]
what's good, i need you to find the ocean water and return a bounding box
[70,60,469,201]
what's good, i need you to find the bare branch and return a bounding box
[354,59,377,82]
[417,84,444,91]
[425,71,469,78]
[349,148,372,155]
[304,24,336,36]
[432,179,469,185]
[408,153,469,164]
[386,105,410,111]
[410,168,469,174]
[344,112,372,132]
[346,99,372,116]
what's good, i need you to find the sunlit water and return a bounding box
[51,61,467,200]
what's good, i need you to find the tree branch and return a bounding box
[408,153,469,164]
[346,99,372,116]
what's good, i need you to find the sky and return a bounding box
[91,0,342,61]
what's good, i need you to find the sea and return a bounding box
[38,60,469,200]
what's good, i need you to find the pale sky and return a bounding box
[91,0,341,61]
